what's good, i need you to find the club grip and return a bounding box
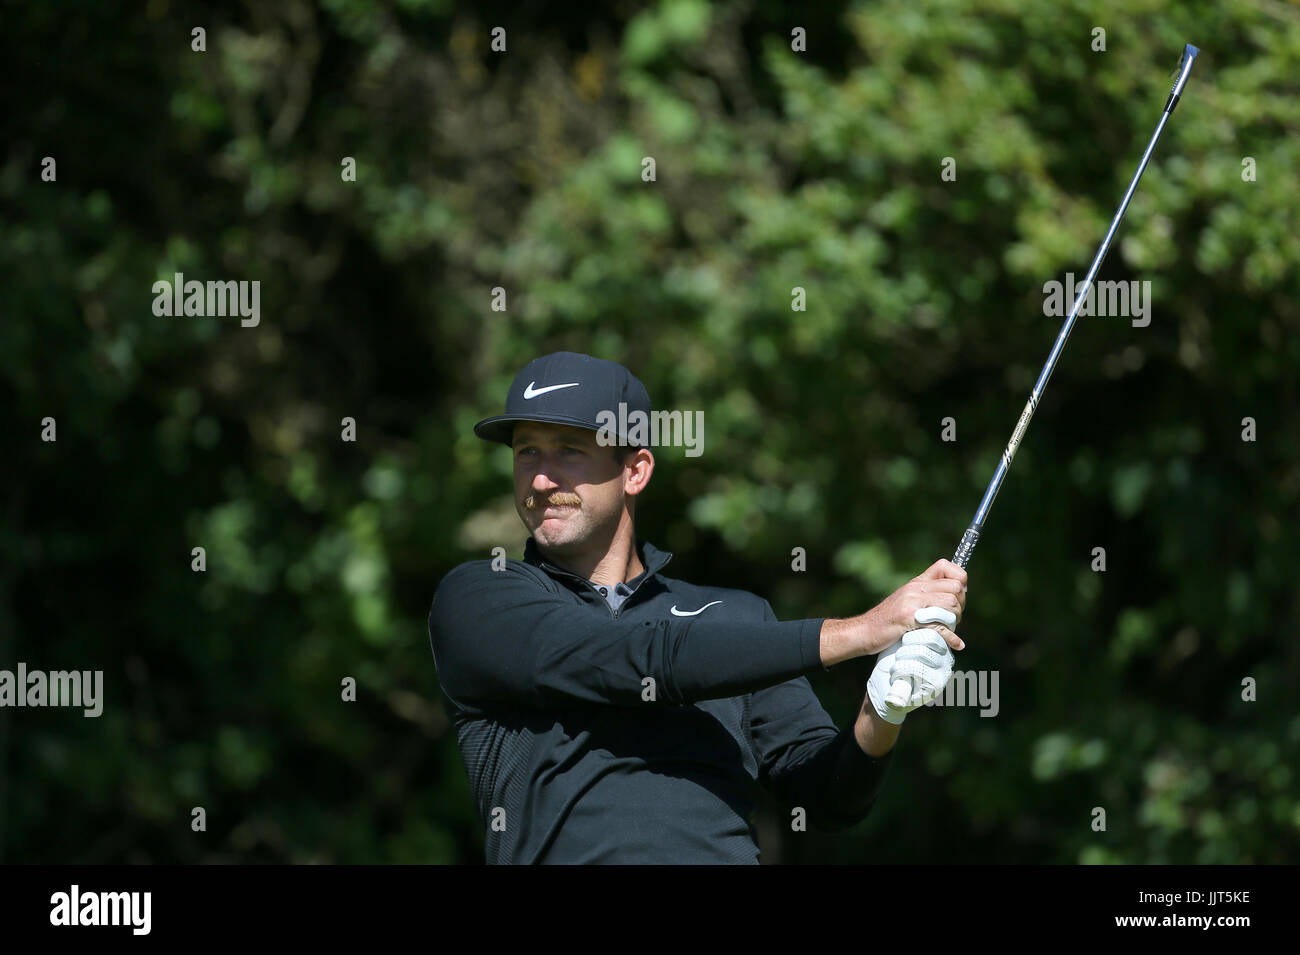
[953,525,981,569]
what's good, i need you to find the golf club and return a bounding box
[887,43,1200,707]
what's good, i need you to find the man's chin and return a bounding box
[530,514,581,548]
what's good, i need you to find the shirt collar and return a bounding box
[524,536,673,585]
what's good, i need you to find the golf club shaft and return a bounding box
[886,44,1199,708]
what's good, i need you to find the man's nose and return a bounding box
[531,471,560,492]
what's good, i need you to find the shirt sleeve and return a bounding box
[749,600,893,831]
[428,561,826,710]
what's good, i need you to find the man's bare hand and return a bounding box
[862,559,967,656]
[818,559,968,668]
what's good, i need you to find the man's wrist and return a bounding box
[855,704,901,757]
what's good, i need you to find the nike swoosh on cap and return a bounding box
[523,381,580,399]
[669,601,723,617]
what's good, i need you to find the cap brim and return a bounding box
[473,413,606,446]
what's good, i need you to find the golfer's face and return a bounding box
[512,423,627,550]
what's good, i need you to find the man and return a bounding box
[428,351,967,863]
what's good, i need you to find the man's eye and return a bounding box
[563,446,584,454]
[516,447,536,455]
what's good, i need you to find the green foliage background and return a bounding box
[3,0,1297,863]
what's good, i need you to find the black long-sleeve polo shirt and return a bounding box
[427,537,893,864]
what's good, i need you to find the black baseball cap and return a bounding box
[474,352,653,448]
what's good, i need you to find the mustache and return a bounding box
[524,491,582,510]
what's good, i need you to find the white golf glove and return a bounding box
[866,606,958,724]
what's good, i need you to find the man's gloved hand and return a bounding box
[866,607,958,724]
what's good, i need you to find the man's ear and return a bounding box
[624,448,654,497]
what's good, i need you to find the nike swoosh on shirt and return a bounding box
[669,601,723,616]
[522,381,580,399]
